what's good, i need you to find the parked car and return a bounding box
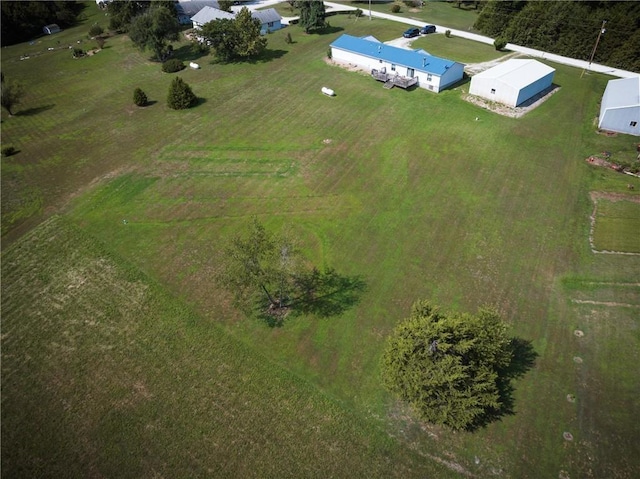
[420,25,436,34]
[403,27,420,38]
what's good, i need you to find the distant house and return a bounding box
[251,8,283,35]
[469,59,555,108]
[176,0,221,25]
[191,6,235,29]
[598,76,640,137]
[329,34,464,92]
[43,24,61,35]
[190,5,282,35]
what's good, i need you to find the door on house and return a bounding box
[407,68,415,78]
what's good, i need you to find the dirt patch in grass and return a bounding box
[588,192,640,255]
[463,85,560,118]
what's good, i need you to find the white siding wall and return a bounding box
[331,48,445,92]
[469,77,519,107]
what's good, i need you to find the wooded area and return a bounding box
[1,1,84,46]
[474,0,640,72]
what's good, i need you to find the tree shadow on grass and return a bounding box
[466,337,538,431]
[255,268,367,327]
[246,49,288,64]
[16,104,55,116]
[293,268,367,318]
[172,44,209,62]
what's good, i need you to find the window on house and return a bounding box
[268,22,274,27]
[391,64,396,71]
[427,74,432,81]
[491,88,496,94]
[631,121,638,127]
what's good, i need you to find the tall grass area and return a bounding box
[2,3,639,478]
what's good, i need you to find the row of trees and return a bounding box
[474,0,640,72]
[134,76,197,110]
[0,1,84,46]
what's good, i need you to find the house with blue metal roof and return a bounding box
[330,34,464,92]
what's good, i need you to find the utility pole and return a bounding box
[369,0,372,20]
[581,20,606,78]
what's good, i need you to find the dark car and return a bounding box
[420,25,436,34]
[403,28,420,38]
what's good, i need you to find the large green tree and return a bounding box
[1,77,25,116]
[128,5,180,61]
[381,300,517,431]
[298,0,327,34]
[107,0,148,32]
[217,218,301,312]
[233,7,267,57]
[199,7,266,62]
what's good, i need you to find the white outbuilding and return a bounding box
[598,76,640,136]
[469,59,555,108]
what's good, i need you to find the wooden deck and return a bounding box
[371,69,418,89]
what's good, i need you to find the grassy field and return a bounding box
[349,0,484,31]
[2,2,640,478]
[591,197,640,253]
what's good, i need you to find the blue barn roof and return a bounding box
[330,34,459,76]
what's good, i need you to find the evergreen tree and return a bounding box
[233,7,267,58]
[167,77,196,110]
[381,300,517,431]
[299,0,326,34]
[133,87,148,106]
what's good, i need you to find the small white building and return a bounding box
[43,24,61,35]
[598,76,640,136]
[330,34,464,93]
[469,59,555,107]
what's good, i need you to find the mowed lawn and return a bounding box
[2,3,640,478]
[592,198,640,253]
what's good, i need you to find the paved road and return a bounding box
[322,1,638,79]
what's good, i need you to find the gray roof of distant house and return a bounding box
[191,5,234,24]
[176,0,220,18]
[251,8,282,24]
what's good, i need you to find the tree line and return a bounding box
[0,1,85,46]
[474,0,640,72]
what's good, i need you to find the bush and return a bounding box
[190,41,209,56]
[355,8,363,18]
[95,37,106,49]
[2,146,17,157]
[167,76,196,110]
[72,48,85,58]
[445,29,451,38]
[284,32,293,44]
[327,48,332,60]
[162,58,185,73]
[133,87,148,107]
[390,4,401,13]
[494,37,508,51]
[88,23,103,37]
